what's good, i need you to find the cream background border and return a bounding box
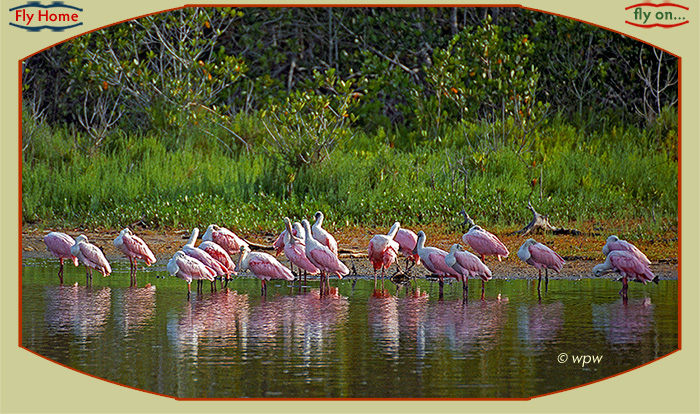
[2,1,698,413]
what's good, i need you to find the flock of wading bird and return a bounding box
[42,210,659,299]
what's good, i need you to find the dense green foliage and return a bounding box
[21,7,678,235]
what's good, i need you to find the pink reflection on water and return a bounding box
[422,296,510,356]
[592,297,654,346]
[115,285,156,337]
[517,301,565,354]
[44,285,112,341]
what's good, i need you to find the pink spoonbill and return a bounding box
[602,235,650,265]
[302,219,349,295]
[413,230,461,297]
[283,217,320,284]
[517,238,565,292]
[394,228,420,270]
[202,224,249,256]
[367,222,401,287]
[199,240,237,286]
[593,250,658,298]
[43,232,78,284]
[237,245,294,296]
[312,211,338,256]
[461,211,509,262]
[71,235,112,285]
[445,244,492,299]
[183,228,230,290]
[114,228,156,286]
[167,250,216,298]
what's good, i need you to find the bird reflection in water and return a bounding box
[592,297,654,347]
[114,284,157,337]
[44,285,112,342]
[517,301,565,354]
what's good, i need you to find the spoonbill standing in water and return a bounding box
[114,228,156,286]
[312,211,338,256]
[71,235,112,285]
[199,240,236,286]
[167,250,216,298]
[367,222,401,287]
[445,244,492,299]
[183,228,229,290]
[282,217,320,284]
[44,232,78,284]
[302,219,348,295]
[237,245,294,296]
[593,250,658,298]
[413,230,461,297]
[517,238,565,292]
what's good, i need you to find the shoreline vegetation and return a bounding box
[21,8,678,258]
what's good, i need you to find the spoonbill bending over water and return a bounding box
[312,211,338,256]
[302,219,349,295]
[71,235,112,285]
[517,238,565,292]
[167,250,216,297]
[593,250,658,298]
[44,232,78,284]
[283,217,320,282]
[394,228,420,270]
[202,224,249,256]
[602,235,650,265]
[237,245,294,295]
[413,231,461,296]
[368,222,401,286]
[445,244,492,298]
[114,228,156,285]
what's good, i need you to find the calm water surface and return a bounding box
[21,258,678,399]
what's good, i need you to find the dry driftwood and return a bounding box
[511,200,581,236]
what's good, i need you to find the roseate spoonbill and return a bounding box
[183,228,229,290]
[167,250,216,298]
[283,217,320,284]
[71,235,112,285]
[517,238,565,292]
[312,211,338,256]
[199,240,236,286]
[413,230,461,296]
[460,210,509,262]
[236,245,294,296]
[202,224,249,255]
[272,225,299,257]
[394,228,420,270]
[113,228,156,286]
[44,232,78,284]
[367,222,401,286]
[302,219,349,295]
[445,244,492,298]
[593,250,658,298]
[602,235,650,265]
[462,225,509,262]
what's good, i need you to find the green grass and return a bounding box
[21,112,678,236]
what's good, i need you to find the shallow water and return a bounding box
[21,257,678,399]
